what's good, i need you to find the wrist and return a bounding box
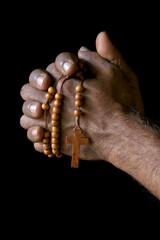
[100,111,160,166]
[96,110,127,162]
[99,111,160,199]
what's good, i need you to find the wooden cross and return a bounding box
[66,129,89,168]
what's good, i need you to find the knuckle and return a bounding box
[27,127,43,143]
[29,69,43,79]
[63,78,80,97]
[105,64,116,78]
[29,69,51,90]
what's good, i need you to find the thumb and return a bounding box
[96,31,129,75]
[78,46,111,76]
[96,32,144,115]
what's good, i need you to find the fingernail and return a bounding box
[30,104,37,114]
[79,46,89,52]
[32,128,38,137]
[63,61,73,72]
[37,75,44,87]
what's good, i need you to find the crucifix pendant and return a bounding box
[66,129,89,168]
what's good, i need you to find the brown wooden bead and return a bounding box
[48,86,56,94]
[52,113,60,120]
[42,103,49,111]
[76,85,84,93]
[44,149,52,155]
[51,120,59,126]
[43,143,50,150]
[75,93,83,101]
[51,144,60,150]
[44,131,50,138]
[43,138,50,144]
[52,126,60,133]
[52,149,60,155]
[48,153,54,158]
[55,93,63,100]
[53,107,61,114]
[51,138,60,144]
[56,153,63,158]
[54,100,62,107]
[74,109,82,116]
[52,132,60,138]
[75,100,83,107]
[45,93,53,101]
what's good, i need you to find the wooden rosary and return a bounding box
[41,61,89,168]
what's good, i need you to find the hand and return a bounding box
[20,32,144,163]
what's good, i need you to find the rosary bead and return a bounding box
[48,153,54,158]
[48,86,56,94]
[75,100,83,107]
[42,103,50,111]
[45,93,53,101]
[53,107,61,114]
[52,132,60,138]
[55,93,63,100]
[52,138,60,144]
[43,138,50,144]
[54,100,62,107]
[51,120,59,126]
[56,153,63,158]
[74,109,82,116]
[44,131,50,138]
[52,113,60,120]
[51,144,60,150]
[44,149,52,155]
[43,143,50,150]
[52,149,60,155]
[75,93,83,101]
[76,85,84,93]
[52,126,60,133]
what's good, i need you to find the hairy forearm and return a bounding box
[103,112,160,199]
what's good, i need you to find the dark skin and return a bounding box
[20,32,160,200]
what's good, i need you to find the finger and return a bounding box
[55,52,78,77]
[20,115,46,130]
[78,47,110,75]
[46,62,66,94]
[46,62,62,79]
[20,83,46,103]
[29,69,51,90]
[47,60,78,94]
[27,126,44,143]
[34,142,44,153]
[22,100,43,118]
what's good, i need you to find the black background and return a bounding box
[7,2,160,214]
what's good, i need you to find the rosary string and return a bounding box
[44,68,86,132]
[44,98,50,130]
[60,76,69,94]
[73,73,86,132]
[42,61,89,164]
[54,75,63,88]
